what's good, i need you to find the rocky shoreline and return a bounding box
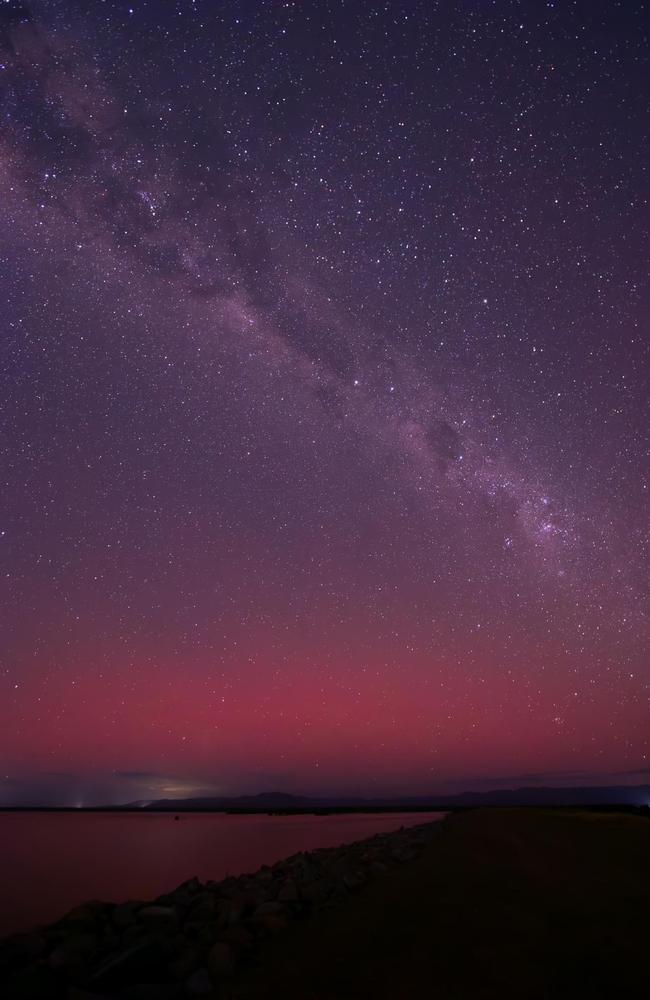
[1,817,445,999]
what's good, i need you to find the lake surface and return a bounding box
[0,811,444,935]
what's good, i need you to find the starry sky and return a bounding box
[1,0,648,806]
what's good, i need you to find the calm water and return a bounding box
[0,811,444,935]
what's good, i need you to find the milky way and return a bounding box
[1,1,648,804]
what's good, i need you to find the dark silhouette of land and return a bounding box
[133,783,650,811]
[2,784,649,813]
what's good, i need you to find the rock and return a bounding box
[174,877,202,896]
[161,884,200,910]
[250,901,288,933]
[167,942,200,980]
[218,924,253,950]
[391,848,417,863]
[207,940,235,978]
[180,921,199,942]
[97,927,120,953]
[138,906,178,930]
[5,963,59,999]
[213,877,238,898]
[66,989,115,1000]
[342,870,365,891]
[277,879,299,902]
[181,919,213,945]
[185,967,213,996]
[65,901,107,920]
[301,879,331,904]
[4,931,47,963]
[89,938,162,989]
[222,891,256,925]
[59,901,108,935]
[185,892,216,923]
[251,912,287,934]
[120,924,157,948]
[49,930,98,969]
[112,902,142,929]
[258,883,276,898]
[118,985,181,1000]
[252,901,285,917]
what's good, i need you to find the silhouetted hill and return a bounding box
[131,784,650,811]
[440,784,650,806]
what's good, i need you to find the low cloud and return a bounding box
[0,771,228,806]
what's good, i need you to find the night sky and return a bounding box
[1,1,648,806]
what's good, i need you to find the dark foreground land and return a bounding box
[3,808,649,999]
[232,808,650,1000]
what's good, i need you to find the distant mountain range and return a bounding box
[130,785,650,810]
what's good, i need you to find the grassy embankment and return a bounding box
[230,808,650,999]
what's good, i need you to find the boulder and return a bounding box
[218,924,253,951]
[185,967,213,996]
[167,941,200,981]
[3,931,47,963]
[138,906,178,930]
[277,879,299,902]
[118,985,181,1000]
[391,848,417,863]
[112,902,142,929]
[250,901,288,933]
[207,940,235,979]
[301,879,331,904]
[214,877,239,898]
[66,989,114,1000]
[49,931,98,969]
[185,892,217,923]
[6,963,59,998]
[120,924,158,948]
[89,937,162,990]
[342,870,365,891]
[252,901,285,917]
[222,891,256,926]
[64,901,108,922]
[174,877,202,896]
